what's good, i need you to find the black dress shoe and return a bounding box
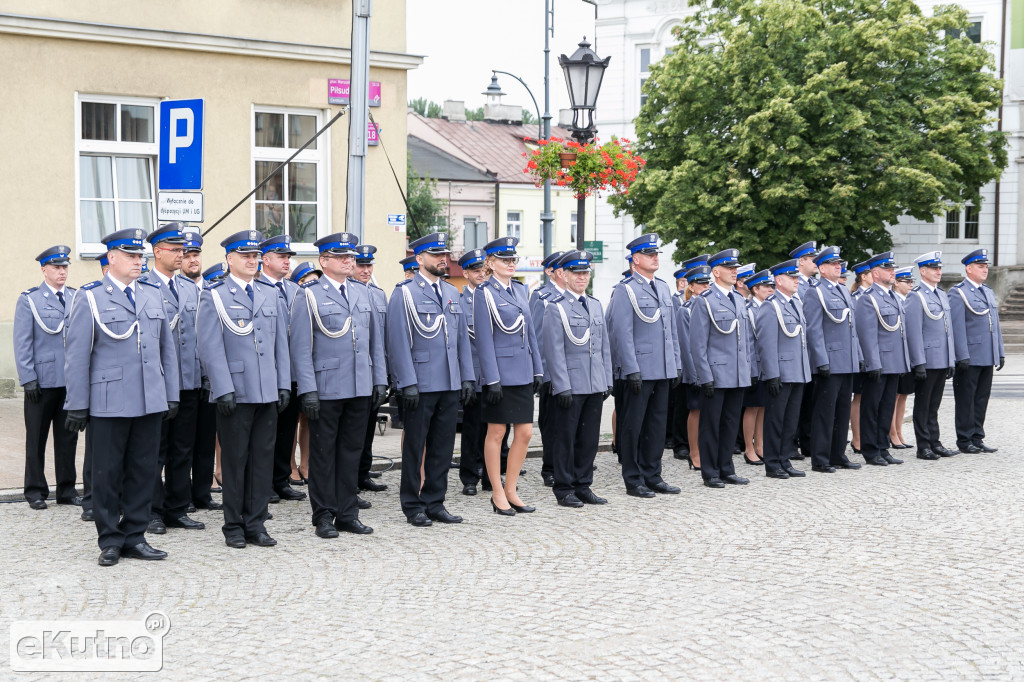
[882,453,903,465]
[196,500,223,510]
[865,456,888,466]
[811,464,836,473]
[576,489,608,505]
[673,448,690,460]
[704,478,725,488]
[766,469,790,479]
[266,512,274,520]
[246,532,277,547]
[789,452,806,460]
[462,484,477,496]
[975,441,998,453]
[558,493,585,508]
[315,519,339,538]
[57,496,83,506]
[917,449,940,460]
[269,492,281,503]
[357,496,372,510]
[542,472,555,487]
[648,481,681,494]
[722,474,749,485]
[98,547,121,566]
[187,503,197,513]
[359,477,388,492]
[368,470,382,478]
[276,486,307,501]
[959,443,983,454]
[122,542,168,560]
[225,535,246,549]
[335,518,374,534]
[80,508,94,522]
[782,466,806,477]
[428,508,463,524]
[165,515,205,530]
[837,460,862,470]
[147,519,167,534]
[408,512,433,526]
[28,499,47,510]
[626,485,656,498]
[934,445,958,457]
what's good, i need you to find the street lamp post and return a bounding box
[559,37,610,252]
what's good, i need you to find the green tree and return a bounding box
[522,110,538,126]
[408,97,443,118]
[611,0,1008,266]
[406,153,449,240]
[465,106,485,121]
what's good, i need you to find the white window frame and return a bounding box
[74,92,160,257]
[942,204,980,243]
[251,104,330,252]
[506,210,522,240]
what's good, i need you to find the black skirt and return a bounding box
[897,372,915,395]
[685,384,703,411]
[482,383,535,425]
[852,372,864,395]
[742,381,765,408]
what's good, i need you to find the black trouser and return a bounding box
[217,402,277,539]
[698,387,744,482]
[191,394,217,505]
[810,373,854,468]
[399,390,459,519]
[309,397,371,525]
[953,365,993,449]
[617,378,670,489]
[358,404,379,482]
[90,414,161,550]
[671,383,690,453]
[913,368,948,451]
[272,385,300,493]
[763,382,804,473]
[796,376,815,456]
[550,392,603,500]
[23,387,78,503]
[538,382,553,476]
[81,426,93,512]
[859,373,899,461]
[152,388,199,520]
[459,393,486,486]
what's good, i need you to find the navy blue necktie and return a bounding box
[56,291,65,308]
[125,286,135,310]
[434,283,444,305]
[168,278,178,302]
[579,295,588,312]
[339,282,348,302]
[245,283,254,302]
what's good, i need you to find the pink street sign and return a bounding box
[328,79,382,107]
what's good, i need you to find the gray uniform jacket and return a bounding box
[689,286,753,389]
[529,282,556,380]
[473,278,544,387]
[905,284,956,370]
[606,275,681,381]
[744,298,761,380]
[542,293,612,396]
[678,298,698,385]
[140,272,203,391]
[258,274,299,313]
[14,283,75,388]
[289,278,386,399]
[854,283,910,375]
[803,278,862,375]
[368,283,388,376]
[386,273,474,392]
[461,285,482,385]
[755,293,811,383]
[948,279,1005,366]
[63,276,179,416]
[197,277,291,403]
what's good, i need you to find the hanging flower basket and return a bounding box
[559,151,578,168]
[524,136,646,199]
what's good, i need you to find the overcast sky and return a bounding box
[406,0,599,117]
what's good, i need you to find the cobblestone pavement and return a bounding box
[1,393,1022,679]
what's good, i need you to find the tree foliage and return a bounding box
[406,153,449,240]
[408,97,443,118]
[610,0,1008,267]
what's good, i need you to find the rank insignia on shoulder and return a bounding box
[301,280,318,289]
[551,294,565,304]
[22,286,39,295]
[81,281,102,290]
[207,280,225,289]
[140,279,160,288]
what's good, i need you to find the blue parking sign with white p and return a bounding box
[159,99,204,190]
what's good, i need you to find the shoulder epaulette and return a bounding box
[370,282,382,290]
[22,286,39,295]
[81,281,102,290]
[587,293,599,301]
[300,280,318,289]
[175,273,191,282]
[350,279,367,287]
[512,279,526,287]
[698,288,712,297]
[538,291,552,300]
[139,278,161,288]
[622,276,635,284]
[206,280,225,290]
[66,285,76,292]
[395,279,412,287]
[911,285,921,292]
[550,294,565,304]
[654,276,665,283]
[808,278,820,288]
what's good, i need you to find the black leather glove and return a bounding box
[401,385,420,410]
[277,389,290,413]
[859,361,866,373]
[372,384,388,410]
[913,364,927,381]
[701,382,715,399]
[750,377,759,388]
[533,376,543,395]
[200,376,211,402]
[556,390,572,409]
[626,372,642,394]
[300,391,320,421]
[817,364,831,378]
[23,380,41,403]
[955,359,969,372]
[460,381,476,406]
[945,367,955,380]
[217,392,236,416]
[866,369,881,383]
[766,377,782,397]
[603,387,612,400]
[65,409,89,432]
[997,356,1005,372]
[670,371,681,389]
[164,401,179,421]
[484,383,502,405]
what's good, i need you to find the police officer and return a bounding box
[202,262,227,283]
[790,241,819,300]
[668,264,690,461]
[542,250,612,507]
[529,250,565,488]
[690,249,752,488]
[197,230,291,548]
[399,255,418,279]
[854,251,910,466]
[756,260,812,479]
[142,223,206,533]
[386,232,475,526]
[802,246,863,472]
[788,242,819,460]
[95,253,110,277]
[742,269,773,466]
[64,228,179,566]
[949,248,1005,454]
[679,259,712,469]
[16,245,79,510]
[458,248,488,495]
[606,233,682,497]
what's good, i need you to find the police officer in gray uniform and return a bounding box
[803,246,863,472]
[789,241,818,460]
[854,251,911,466]
[16,245,79,510]
[690,249,753,488]
[197,230,291,548]
[949,248,1005,454]
[457,248,488,495]
[64,228,180,566]
[530,250,565,488]
[142,223,206,532]
[606,233,682,498]
[386,232,475,526]
[542,250,612,507]
[756,260,812,478]
[290,233,387,538]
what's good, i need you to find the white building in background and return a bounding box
[591,0,1024,301]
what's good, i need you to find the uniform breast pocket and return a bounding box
[90,366,123,413]
[779,351,794,362]
[413,350,430,364]
[416,302,434,316]
[376,304,387,315]
[314,356,340,377]
[712,311,734,326]
[495,345,515,358]
[635,342,652,355]
[34,351,56,385]
[99,309,128,325]
[448,302,463,315]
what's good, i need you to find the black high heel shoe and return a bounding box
[685,454,700,471]
[508,500,535,513]
[743,453,764,466]
[491,497,515,516]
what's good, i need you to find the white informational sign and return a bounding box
[387,213,406,231]
[158,192,205,222]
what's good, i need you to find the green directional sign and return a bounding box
[583,240,604,263]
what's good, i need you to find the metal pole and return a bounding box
[576,194,585,253]
[347,0,372,240]
[541,0,554,271]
